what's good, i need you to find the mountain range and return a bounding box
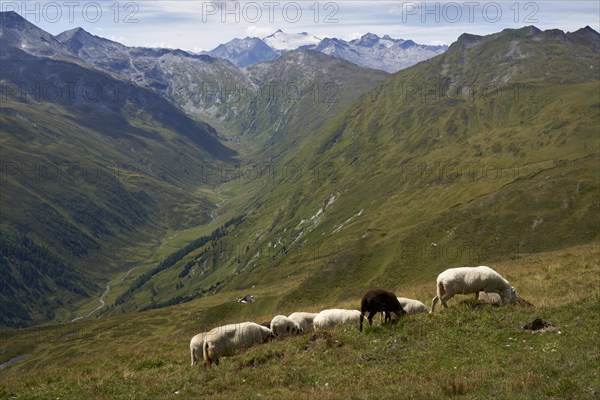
[106,24,600,316]
[204,29,448,72]
[0,11,388,326]
[1,9,599,328]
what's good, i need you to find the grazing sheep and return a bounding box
[313,309,362,330]
[288,312,318,333]
[270,315,303,337]
[360,289,406,332]
[189,332,206,367]
[431,266,517,313]
[397,297,429,315]
[202,322,274,366]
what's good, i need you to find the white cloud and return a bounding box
[343,32,364,41]
[145,42,176,50]
[244,25,277,39]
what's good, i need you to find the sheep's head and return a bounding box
[264,331,276,343]
[502,286,517,304]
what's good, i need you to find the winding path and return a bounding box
[209,186,228,223]
[0,355,30,371]
[71,266,137,322]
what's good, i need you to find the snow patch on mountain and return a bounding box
[263,29,321,50]
[315,33,448,73]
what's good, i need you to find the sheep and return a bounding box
[202,322,274,367]
[397,297,429,315]
[313,309,362,330]
[360,288,406,332]
[377,297,427,322]
[189,332,206,367]
[288,312,318,333]
[270,315,303,337]
[430,266,517,313]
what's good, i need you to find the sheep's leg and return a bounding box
[367,310,377,326]
[475,292,480,300]
[384,311,391,324]
[191,349,195,367]
[431,296,439,313]
[359,312,365,332]
[440,294,451,309]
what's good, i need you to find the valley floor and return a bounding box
[0,243,598,399]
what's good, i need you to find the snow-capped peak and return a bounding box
[263,30,321,50]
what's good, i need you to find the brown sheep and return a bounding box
[360,288,406,332]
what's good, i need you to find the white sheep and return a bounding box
[397,297,429,315]
[288,312,318,333]
[431,266,517,313]
[202,322,274,366]
[270,315,303,337]
[189,332,206,367]
[313,309,362,330]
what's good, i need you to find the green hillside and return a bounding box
[0,43,236,326]
[108,26,599,315]
[240,50,390,156]
[0,243,598,399]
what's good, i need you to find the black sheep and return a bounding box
[360,288,406,332]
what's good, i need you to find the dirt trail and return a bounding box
[210,186,228,223]
[70,266,137,322]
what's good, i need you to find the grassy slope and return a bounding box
[241,50,390,157]
[0,243,598,399]
[114,49,599,313]
[0,72,235,325]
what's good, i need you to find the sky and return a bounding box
[2,1,599,52]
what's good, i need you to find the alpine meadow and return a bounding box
[0,4,599,400]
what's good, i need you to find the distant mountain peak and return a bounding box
[204,36,279,67]
[453,33,485,49]
[573,25,600,38]
[0,10,72,57]
[501,25,542,38]
[56,27,91,40]
[361,32,379,39]
[355,33,380,45]
[1,10,37,29]
[580,25,599,34]
[263,30,321,50]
